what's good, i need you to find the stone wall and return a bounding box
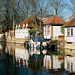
[6,30,29,44]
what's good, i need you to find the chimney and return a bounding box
[54,10,56,15]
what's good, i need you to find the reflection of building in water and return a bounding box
[29,48,40,56]
[65,56,75,73]
[43,55,63,69]
[15,48,29,67]
[6,44,29,67]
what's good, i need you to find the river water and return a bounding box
[0,43,75,75]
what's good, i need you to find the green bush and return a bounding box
[29,29,36,38]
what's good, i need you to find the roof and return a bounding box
[16,16,39,28]
[64,17,75,27]
[0,29,3,34]
[69,12,75,20]
[43,15,67,25]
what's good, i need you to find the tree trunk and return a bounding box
[13,10,15,39]
[40,7,42,32]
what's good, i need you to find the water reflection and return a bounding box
[15,48,29,67]
[0,43,75,75]
[43,55,63,69]
[65,56,75,73]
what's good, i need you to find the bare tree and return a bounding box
[62,0,75,12]
[22,0,50,32]
[48,0,64,15]
[0,0,21,32]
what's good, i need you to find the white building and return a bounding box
[64,18,75,49]
[6,16,40,43]
[5,23,31,43]
[15,23,30,39]
[43,15,66,40]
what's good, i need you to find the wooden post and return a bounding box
[51,26,53,41]
[40,7,42,33]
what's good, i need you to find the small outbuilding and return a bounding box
[64,17,75,49]
[43,15,66,40]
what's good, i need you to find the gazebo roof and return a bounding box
[43,15,66,25]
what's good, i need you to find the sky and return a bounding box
[61,0,73,20]
[0,0,74,24]
[43,0,74,21]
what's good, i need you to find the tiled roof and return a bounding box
[43,15,66,25]
[16,16,37,28]
[0,29,3,34]
[69,12,75,20]
[64,17,75,27]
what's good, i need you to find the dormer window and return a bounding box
[19,24,20,33]
[26,23,28,27]
[19,24,20,28]
[23,24,25,28]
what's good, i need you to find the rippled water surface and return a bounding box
[0,43,75,75]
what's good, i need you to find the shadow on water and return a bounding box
[0,42,75,75]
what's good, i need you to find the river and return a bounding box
[0,43,75,75]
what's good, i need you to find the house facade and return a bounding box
[15,23,31,43]
[6,24,31,43]
[43,15,66,40]
[64,18,75,49]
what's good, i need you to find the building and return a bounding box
[6,16,40,43]
[15,23,31,43]
[43,15,66,40]
[64,17,75,49]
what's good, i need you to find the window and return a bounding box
[71,28,73,36]
[48,26,50,34]
[67,28,70,36]
[45,26,46,34]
